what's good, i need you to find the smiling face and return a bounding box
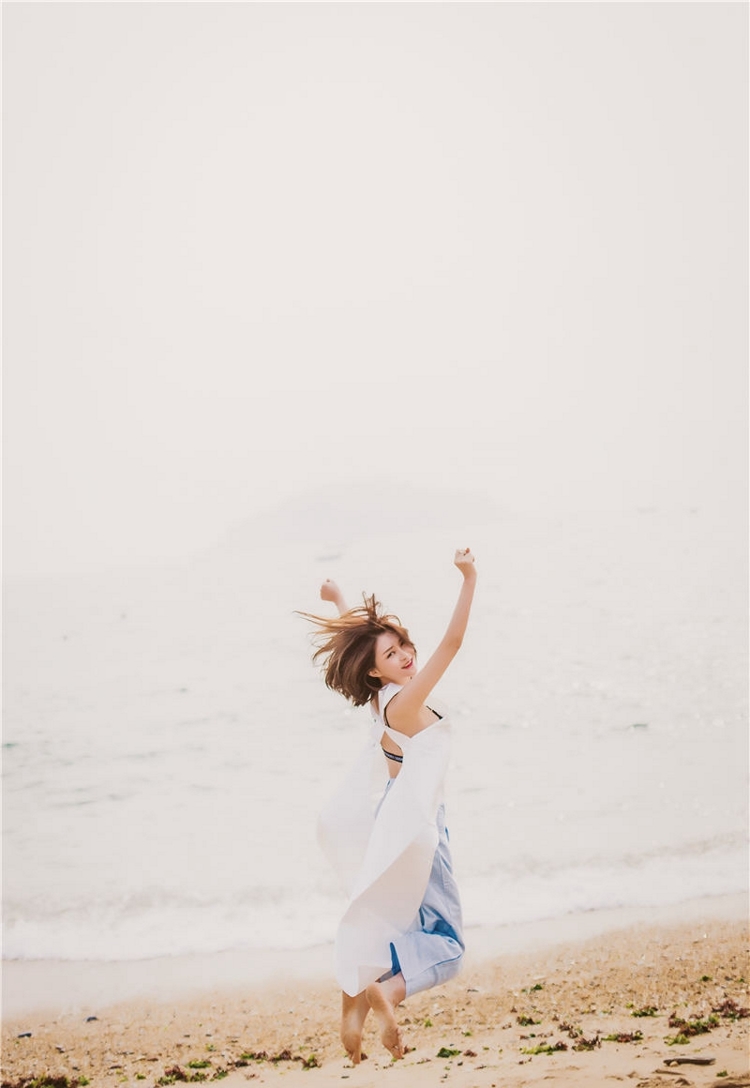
[368,628,417,688]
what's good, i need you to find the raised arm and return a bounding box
[320,578,349,617]
[385,549,477,736]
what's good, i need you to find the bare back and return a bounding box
[372,688,442,779]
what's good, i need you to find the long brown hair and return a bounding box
[298,594,415,707]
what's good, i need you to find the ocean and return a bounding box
[3,503,747,964]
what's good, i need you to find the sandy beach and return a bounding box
[3,896,748,1088]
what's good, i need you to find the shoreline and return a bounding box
[3,892,747,1022]
[1,893,748,1088]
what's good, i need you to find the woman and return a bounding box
[299,547,477,1064]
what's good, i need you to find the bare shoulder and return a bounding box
[385,694,442,737]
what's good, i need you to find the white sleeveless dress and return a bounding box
[317,682,464,998]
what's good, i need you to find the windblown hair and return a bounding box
[298,594,415,707]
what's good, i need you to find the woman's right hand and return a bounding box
[454,547,477,577]
[385,548,478,736]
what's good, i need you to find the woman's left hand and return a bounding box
[320,578,342,603]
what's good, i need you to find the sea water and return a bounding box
[3,505,747,962]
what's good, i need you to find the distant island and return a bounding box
[211,482,504,553]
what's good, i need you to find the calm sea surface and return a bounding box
[3,506,747,961]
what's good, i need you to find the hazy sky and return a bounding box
[3,3,747,577]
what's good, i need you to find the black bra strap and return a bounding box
[382,748,403,764]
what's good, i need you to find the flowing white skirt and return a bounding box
[317,715,455,997]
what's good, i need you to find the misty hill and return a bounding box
[212,483,504,554]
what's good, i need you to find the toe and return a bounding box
[342,1036,361,1064]
[384,1027,404,1060]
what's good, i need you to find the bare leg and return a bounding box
[341,990,370,1064]
[365,973,407,1060]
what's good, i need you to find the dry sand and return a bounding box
[2,899,748,1088]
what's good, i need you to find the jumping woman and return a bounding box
[299,547,477,1063]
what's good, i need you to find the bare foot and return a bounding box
[341,990,370,1065]
[365,974,407,1060]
